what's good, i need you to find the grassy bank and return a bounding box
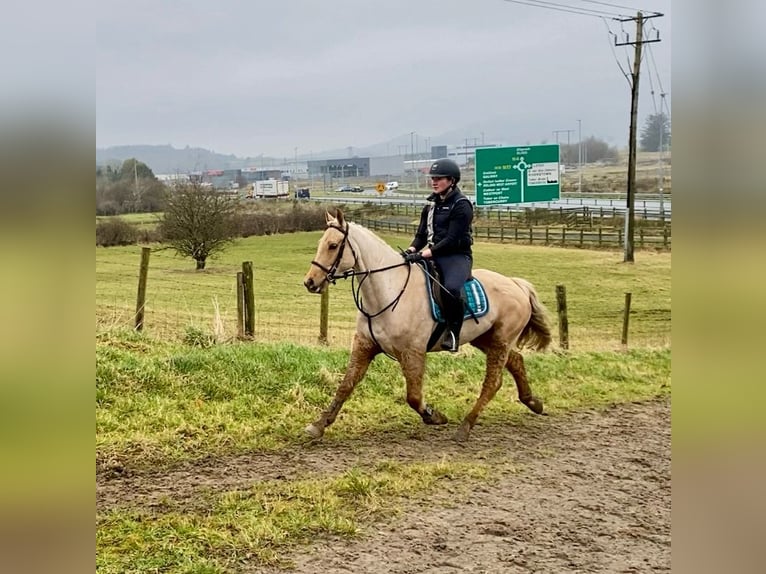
[97,333,670,471]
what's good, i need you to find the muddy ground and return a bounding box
[98,399,670,573]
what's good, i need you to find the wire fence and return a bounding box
[96,246,669,351]
[96,248,358,347]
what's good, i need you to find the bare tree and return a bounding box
[159,182,239,269]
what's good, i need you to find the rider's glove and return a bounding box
[403,251,424,263]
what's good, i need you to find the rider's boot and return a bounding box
[440,297,464,353]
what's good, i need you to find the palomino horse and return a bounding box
[303,209,552,441]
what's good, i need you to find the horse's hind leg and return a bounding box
[455,343,509,442]
[305,333,380,439]
[507,349,544,415]
[400,349,448,425]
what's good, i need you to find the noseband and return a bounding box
[310,223,356,286]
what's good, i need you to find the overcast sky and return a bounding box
[95,0,671,158]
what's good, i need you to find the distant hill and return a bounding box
[95,145,271,175]
[97,115,626,175]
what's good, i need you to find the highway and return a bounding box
[310,190,672,218]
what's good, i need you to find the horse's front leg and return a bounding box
[399,348,448,425]
[305,334,380,439]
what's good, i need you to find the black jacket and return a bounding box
[411,186,473,256]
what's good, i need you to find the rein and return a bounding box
[311,223,411,358]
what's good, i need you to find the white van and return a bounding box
[385,181,399,190]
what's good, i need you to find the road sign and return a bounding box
[376,182,386,193]
[475,145,560,206]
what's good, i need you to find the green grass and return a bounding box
[96,227,670,350]
[97,460,489,573]
[97,225,670,572]
[97,331,669,470]
[97,331,670,572]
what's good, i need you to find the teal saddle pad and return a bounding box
[419,265,489,323]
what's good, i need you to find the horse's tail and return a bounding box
[514,278,553,351]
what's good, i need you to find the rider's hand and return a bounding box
[403,251,424,263]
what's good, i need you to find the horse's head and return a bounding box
[303,209,356,293]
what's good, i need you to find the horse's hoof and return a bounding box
[422,407,448,425]
[524,396,544,415]
[304,423,324,439]
[453,423,471,442]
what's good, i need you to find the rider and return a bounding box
[403,158,474,352]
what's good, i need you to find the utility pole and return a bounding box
[577,120,582,194]
[133,159,140,211]
[616,10,662,262]
[414,134,419,191]
[658,92,666,219]
[410,131,415,205]
[553,129,574,165]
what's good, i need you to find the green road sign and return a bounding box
[475,145,560,206]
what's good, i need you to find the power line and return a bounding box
[502,0,627,19]
[643,46,659,114]
[644,40,666,96]
[579,0,661,15]
[602,18,632,87]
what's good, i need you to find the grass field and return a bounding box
[96,227,670,350]
[96,331,670,572]
[97,226,670,572]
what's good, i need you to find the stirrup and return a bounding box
[440,330,458,352]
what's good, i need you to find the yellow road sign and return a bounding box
[375,182,386,193]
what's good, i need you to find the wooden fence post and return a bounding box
[621,292,632,347]
[319,287,329,344]
[134,247,151,331]
[236,271,245,339]
[242,261,255,338]
[556,284,569,350]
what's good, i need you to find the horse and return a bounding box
[303,209,552,442]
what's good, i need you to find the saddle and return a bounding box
[416,260,489,324]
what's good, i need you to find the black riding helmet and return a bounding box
[428,158,461,184]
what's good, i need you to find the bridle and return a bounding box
[310,222,412,358]
[310,223,354,286]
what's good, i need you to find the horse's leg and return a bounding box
[506,349,544,415]
[400,349,448,425]
[471,336,545,416]
[455,342,510,442]
[304,334,380,439]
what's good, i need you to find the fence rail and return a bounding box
[353,217,671,250]
[97,246,669,352]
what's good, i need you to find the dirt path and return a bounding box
[98,399,670,573]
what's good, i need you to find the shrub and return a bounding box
[237,202,326,237]
[96,217,138,247]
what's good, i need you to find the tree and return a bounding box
[159,182,240,269]
[96,158,166,214]
[561,137,619,165]
[640,113,671,152]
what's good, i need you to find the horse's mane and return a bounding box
[347,221,398,253]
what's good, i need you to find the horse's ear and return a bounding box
[336,208,345,226]
[325,211,335,225]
